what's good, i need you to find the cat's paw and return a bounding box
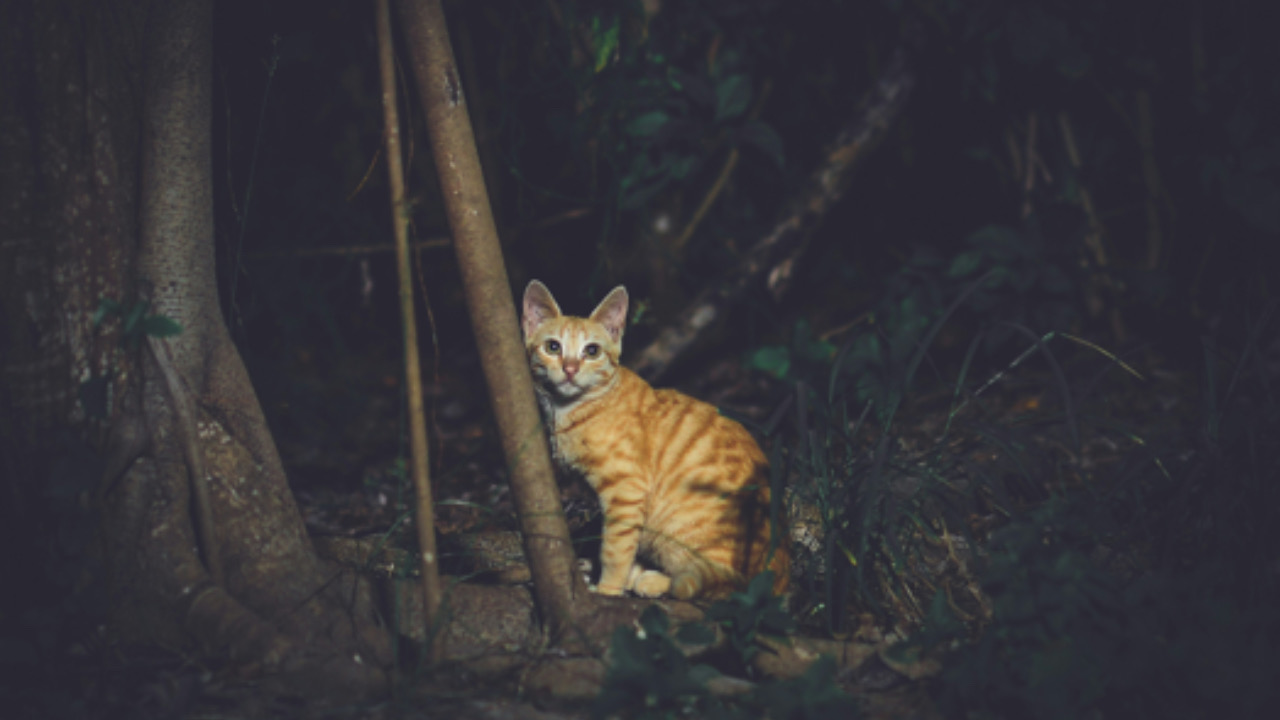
[591,583,625,596]
[630,570,672,598]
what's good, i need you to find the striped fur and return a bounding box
[521,280,789,600]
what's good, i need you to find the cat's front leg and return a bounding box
[593,503,644,596]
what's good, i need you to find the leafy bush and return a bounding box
[703,571,795,665]
[593,585,857,720]
[592,605,720,720]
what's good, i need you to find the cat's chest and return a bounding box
[542,404,618,477]
[546,418,595,468]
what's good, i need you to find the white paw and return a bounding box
[591,583,624,596]
[631,570,672,598]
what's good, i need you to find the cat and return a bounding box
[521,280,789,601]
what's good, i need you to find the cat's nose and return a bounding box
[563,360,580,379]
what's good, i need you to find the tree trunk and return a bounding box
[394,0,586,644]
[0,0,387,698]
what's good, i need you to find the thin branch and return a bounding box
[376,0,443,663]
[670,79,774,257]
[248,237,451,259]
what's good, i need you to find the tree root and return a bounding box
[378,572,905,702]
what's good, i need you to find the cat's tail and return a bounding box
[766,542,791,597]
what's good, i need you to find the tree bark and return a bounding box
[1,0,388,699]
[394,0,585,644]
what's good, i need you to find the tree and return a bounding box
[0,0,387,698]
[394,0,585,646]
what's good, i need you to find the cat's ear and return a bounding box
[590,286,629,344]
[522,280,562,339]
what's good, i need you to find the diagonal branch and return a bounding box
[630,49,914,383]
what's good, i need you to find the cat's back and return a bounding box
[581,368,765,478]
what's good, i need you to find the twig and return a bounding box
[671,147,739,256]
[345,146,383,202]
[670,79,774,257]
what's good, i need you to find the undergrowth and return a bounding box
[744,247,1279,717]
[593,577,857,720]
[905,298,1280,719]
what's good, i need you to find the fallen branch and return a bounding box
[630,49,914,382]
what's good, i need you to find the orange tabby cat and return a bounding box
[521,280,789,600]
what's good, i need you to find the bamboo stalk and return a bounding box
[375,0,443,663]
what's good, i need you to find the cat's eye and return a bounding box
[544,339,561,354]
[584,343,600,358]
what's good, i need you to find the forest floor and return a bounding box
[28,329,1213,719]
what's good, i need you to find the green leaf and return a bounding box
[745,570,774,600]
[688,664,720,685]
[592,16,620,73]
[668,154,698,180]
[715,74,752,122]
[639,604,670,638]
[92,298,121,327]
[745,346,791,379]
[122,300,149,334]
[984,265,1012,289]
[625,111,669,138]
[140,315,183,338]
[947,249,985,277]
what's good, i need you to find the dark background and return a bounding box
[212,0,1275,490]
[213,0,1275,384]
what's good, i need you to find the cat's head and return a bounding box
[521,280,628,402]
